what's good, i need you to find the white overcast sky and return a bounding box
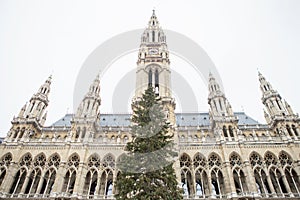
[1,0,300,137]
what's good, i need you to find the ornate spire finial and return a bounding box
[152,8,156,16]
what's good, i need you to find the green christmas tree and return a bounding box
[115,87,183,200]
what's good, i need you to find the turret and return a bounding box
[208,73,238,140]
[258,72,300,137]
[74,74,101,120]
[18,75,51,124]
[258,72,296,119]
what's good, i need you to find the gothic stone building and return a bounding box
[0,12,300,200]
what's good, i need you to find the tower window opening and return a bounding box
[152,31,155,42]
[148,69,152,87]
[155,69,159,95]
[276,99,282,110]
[292,125,299,136]
[219,99,223,111]
[223,126,228,137]
[264,85,268,91]
[214,100,218,112]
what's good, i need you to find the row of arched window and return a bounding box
[180,151,300,198]
[0,152,116,198]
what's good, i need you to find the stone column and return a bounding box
[266,174,277,197]
[19,172,31,196]
[0,162,18,195]
[223,162,236,198]
[50,162,67,197]
[35,170,46,197]
[244,161,259,196]
[94,171,102,198]
[207,172,213,198]
[72,163,87,198]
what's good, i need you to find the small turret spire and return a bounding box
[75,74,101,119]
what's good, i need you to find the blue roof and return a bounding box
[50,112,260,128]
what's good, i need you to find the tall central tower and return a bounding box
[133,10,176,125]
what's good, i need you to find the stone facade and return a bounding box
[0,11,300,200]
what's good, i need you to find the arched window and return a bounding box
[84,168,98,197]
[279,152,300,196]
[81,127,86,139]
[222,126,228,137]
[180,154,193,197]
[39,154,60,196]
[10,168,27,195]
[99,169,113,197]
[193,153,208,198]
[208,153,224,198]
[0,153,12,187]
[18,127,25,139]
[286,125,293,137]
[24,153,46,195]
[249,152,271,196]
[62,154,80,195]
[269,166,287,196]
[228,126,234,138]
[292,125,299,136]
[148,69,153,87]
[12,127,20,139]
[229,153,248,195]
[25,168,42,195]
[102,154,115,169]
[155,69,159,95]
[75,127,80,139]
[39,168,56,196]
[10,153,32,195]
[98,154,115,197]
[152,31,155,42]
[62,169,76,195]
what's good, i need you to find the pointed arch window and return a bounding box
[99,169,113,197]
[222,126,228,137]
[292,125,299,136]
[84,168,98,197]
[180,154,193,197]
[229,153,248,195]
[0,153,12,188]
[279,152,300,196]
[228,126,234,138]
[155,69,159,95]
[62,154,79,195]
[193,153,209,198]
[39,168,56,196]
[148,69,152,87]
[152,31,155,42]
[208,153,224,198]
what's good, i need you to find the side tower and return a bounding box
[208,73,239,141]
[259,72,300,139]
[5,76,52,142]
[133,10,176,125]
[70,75,101,142]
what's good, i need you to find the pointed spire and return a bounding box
[140,10,166,45]
[258,71,274,93]
[208,72,222,94]
[18,103,27,118]
[75,74,101,119]
[285,100,294,115]
[36,74,52,98]
[88,73,101,97]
